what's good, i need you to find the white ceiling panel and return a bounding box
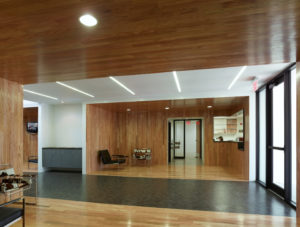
[23,63,291,104]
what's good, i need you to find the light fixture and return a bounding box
[56,81,95,98]
[207,105,213,109]
[227,66,247,90]
[126,108,131,112]
[79,14,98,27]
[173,71,181,93]
[109,76,135,95]
[165,106,170,110]
[61,100,65,104]
[24,89,58,100]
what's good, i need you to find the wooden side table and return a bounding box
[0,189,23,205]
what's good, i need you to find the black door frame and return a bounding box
[174,119,186,159]
[256,63,295,207]
[168,122,172,163]
[199,119,203,160]
[173,119,202,159]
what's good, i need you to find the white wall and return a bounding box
[38,104,83,172]
[39,104,54,147]
[52,104,82,147]
[38,104,54,172]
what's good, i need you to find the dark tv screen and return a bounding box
[27,122,38,133]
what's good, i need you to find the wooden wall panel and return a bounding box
[23,107,38,162]
[86,97,249,179]
[296,62,300,218]
[0,77,23,174]
[86,105,117,173]
[125,112,137,163]
[226,100,250,179]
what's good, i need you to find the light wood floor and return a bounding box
[10,197,297,227]
[90,164,247,181]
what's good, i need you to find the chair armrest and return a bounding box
[112,155,128,158]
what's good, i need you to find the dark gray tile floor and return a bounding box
[25,171,296,217]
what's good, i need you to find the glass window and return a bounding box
[272,149,285,188]
[272,82,285,148]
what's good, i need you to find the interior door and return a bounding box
[174,120,185,158]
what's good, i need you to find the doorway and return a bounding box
[23,107,39,172]
[168,119,203,165]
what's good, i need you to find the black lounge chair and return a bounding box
[99,150,127,168]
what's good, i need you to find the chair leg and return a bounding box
[23,198,25,227]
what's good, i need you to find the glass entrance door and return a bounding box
[268,78,285,196]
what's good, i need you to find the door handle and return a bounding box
[268,145,285,150]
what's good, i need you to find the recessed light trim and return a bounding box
[173,71,181,93]
[109,76,135,95]
[56,81,95,98]
[24,89,58,100]
[227,66,247,90]
[79,14,98,27]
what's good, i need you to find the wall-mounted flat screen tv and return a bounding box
[27,122,38,133]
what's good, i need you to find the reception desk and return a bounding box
[42,147,82,171]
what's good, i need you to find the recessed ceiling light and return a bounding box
[109,76,135,95]
[173,71,181,93]
[24,89,58,100]
[207,105,213,109]
[56,81,95,98]
[227,66,247,90]
[126,108,131,112]
[165,106,170,110]
[79,14,98,27]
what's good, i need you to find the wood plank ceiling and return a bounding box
[0,0,299,84]
[95,96,247,113]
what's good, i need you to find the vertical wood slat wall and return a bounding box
[86,97,249,180]
[0,77,23,174]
